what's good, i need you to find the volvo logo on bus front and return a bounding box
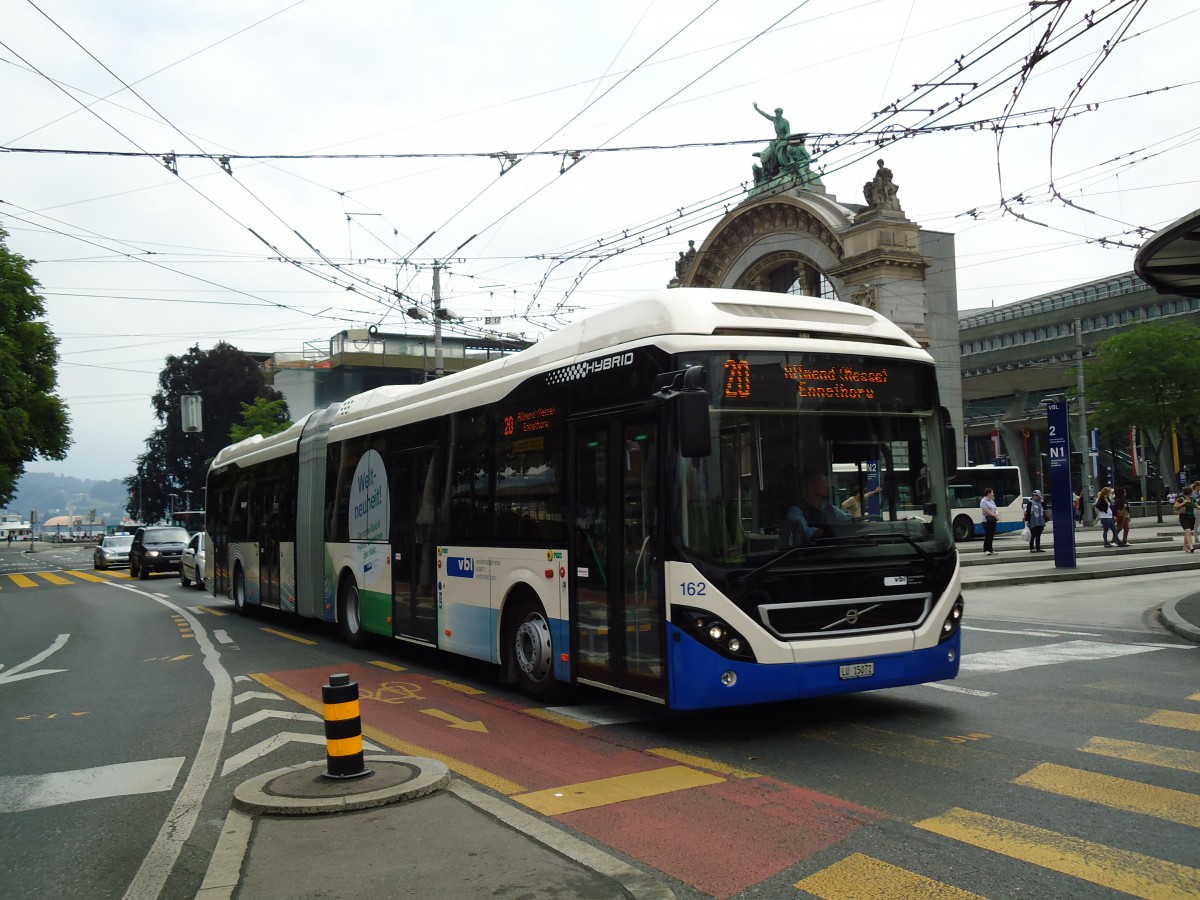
[546,352,634,386]
[845,608,860,625]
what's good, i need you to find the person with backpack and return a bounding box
[1023,489,1048,552]
[1095,487,1118,548]
[1174,486,1196,553]
[1112,487,1131,547]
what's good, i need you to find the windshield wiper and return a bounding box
[833,532,931,562]
[730,532,932,604]
[731,540,836,602]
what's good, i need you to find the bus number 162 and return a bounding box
[679,581,707,596]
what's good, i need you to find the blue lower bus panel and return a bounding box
[666,624,961,710]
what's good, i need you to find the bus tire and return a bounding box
[232,566,249,616]
[338,575,368,648]
[508,594,563,702]
[952,515,974,543]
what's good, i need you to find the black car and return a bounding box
[129,526,190,579]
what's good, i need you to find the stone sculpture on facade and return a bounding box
[750,103,823,192]
[862,158,900,210]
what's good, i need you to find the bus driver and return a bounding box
[786,469,854,544]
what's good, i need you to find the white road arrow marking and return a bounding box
[231,710,322,733]
[0,757,184,813]
[221,732,382,776]
[234,690,284,704]
[0,634,69,686]
[959,640,1168,675]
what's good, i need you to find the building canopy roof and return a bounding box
[1135,207,1200,298]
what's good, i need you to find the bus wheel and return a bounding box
[952,515,974,543]
[338,577,368,648]
[233,566,249,616]
[510,597,562,701]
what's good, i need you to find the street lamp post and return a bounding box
[169,493,178,523]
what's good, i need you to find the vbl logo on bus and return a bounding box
[447,557,474,578]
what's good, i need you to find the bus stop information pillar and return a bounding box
[1046,399,1077,568]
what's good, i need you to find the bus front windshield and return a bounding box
[677,352,952,566]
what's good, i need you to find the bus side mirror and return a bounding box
[654,365,711,458]
[677,389,711,458]
[939,406,957,475]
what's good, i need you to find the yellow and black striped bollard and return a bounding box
[322,673,371,780]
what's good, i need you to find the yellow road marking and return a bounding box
[522,708,593,730]
[37,572,72,585]
[802,722,969,770]
[170,654,193,662]
[648,747,760,779]
[7,574,37,588]
[1142,710,1200,733]
[1188,691,1200,702]
[514,765,723,816]
[196,606,226,616]
[65,569,107,582]
[796,853,987,899]
[259,627,317,645]
[1081,736,1200,775]
[250,673,526,795]
[915,807,1200,900]
[1015,762,1200,827]
[433,679,484,695]
[369,660,406,671]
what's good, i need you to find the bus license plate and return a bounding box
[839,662,874,680]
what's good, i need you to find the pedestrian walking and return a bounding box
[1112,487,1131,547]
[1095,487,1118,548]
[1174,486,1196,553]
[980,488,1000,556]
[1023,489,1047,552]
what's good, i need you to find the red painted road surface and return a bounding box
[264,664,882,897]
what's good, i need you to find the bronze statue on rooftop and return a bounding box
[750,102,822,191]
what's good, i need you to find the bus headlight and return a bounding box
[938,596,965,643]
[672,607,756,662]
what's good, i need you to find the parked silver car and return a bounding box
[93,534,133,570]
[180,532,206,590]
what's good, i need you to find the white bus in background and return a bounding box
[948,465,1025,542]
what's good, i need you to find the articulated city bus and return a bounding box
[204,288,963,710]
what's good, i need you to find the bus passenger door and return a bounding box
[391,446,439,645]
[571,415,665,701]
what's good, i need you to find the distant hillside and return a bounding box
[2,471,130,526]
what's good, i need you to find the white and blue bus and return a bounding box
[204,289,964,710]
[948,465,1026,542]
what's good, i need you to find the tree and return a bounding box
[127,342,286,522]
[230,397,292,443]
[0,227,71,507]
[1083,322,1200,520]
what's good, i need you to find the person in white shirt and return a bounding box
[980,488,1000,555]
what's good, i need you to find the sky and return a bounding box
[3,0,1196,484]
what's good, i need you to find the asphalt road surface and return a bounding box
[1,543,1196,899]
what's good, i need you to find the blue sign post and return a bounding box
[1046,400,1077,568]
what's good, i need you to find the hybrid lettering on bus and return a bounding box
[204,289,964,710]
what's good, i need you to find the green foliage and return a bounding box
[1083,321,1200,496]
[0,227,71,507]
[129,342,287,522]
[230,397,291,444]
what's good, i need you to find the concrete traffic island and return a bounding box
[233,755,450,816]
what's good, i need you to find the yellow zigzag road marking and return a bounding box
[1015,762,1200,828]
[796,853,987,899]
[915,807,1200,900]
